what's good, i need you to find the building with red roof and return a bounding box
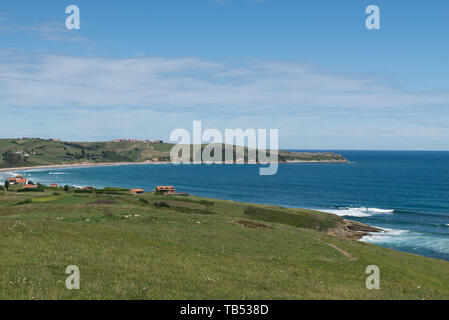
[130,188,144,195]
[154,186,175,194]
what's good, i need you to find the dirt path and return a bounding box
[314,238,358,261]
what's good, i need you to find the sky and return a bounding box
[0,0,449,150]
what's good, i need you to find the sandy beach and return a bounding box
[0,159,348,174]
[0,161,171,173]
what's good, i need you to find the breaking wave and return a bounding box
[361,228,449,255]
[0,171,20,181]
[321,206,394,217]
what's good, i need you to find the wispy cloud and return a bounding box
[1,52,448,115]
[1,52,448,149]
[0,21,86,42]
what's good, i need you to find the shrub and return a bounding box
[94,189,122,195]
[0,186,4,191]
[100,187,129,192]
[17,188,38,192]
[74,189,93,194]
[13,199,32,205]
[154,201,170,208]
[199,200,214,207]
[139,198,149,205]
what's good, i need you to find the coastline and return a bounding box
[0,159,380,241]
[0,159,348,173]
[0,161,171,173]
[282,159,348,163]
[329,219,382,240]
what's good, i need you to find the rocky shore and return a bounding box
[328,219,382,240]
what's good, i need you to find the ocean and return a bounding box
[3,150,449,260]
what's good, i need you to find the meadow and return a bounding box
[1,186,449,300]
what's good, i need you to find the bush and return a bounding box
[13,199,32,205]
[199,200,214,207]
[94,190,122,195]
[17,188,38,192]
[139,198,149,205]
[154,201,170,208]
[103,187,129,191]
[0,186,4,191]
[74,189,93,194]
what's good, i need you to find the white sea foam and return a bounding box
[361,228,449,255]
[49,172,69,175]
[321,207,394,217]
[0,171,20,181]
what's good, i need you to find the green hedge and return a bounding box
[74,189,93,194]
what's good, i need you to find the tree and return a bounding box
[28,180,35,185]
[2,150,23,164]
[4,180,10,191]
[64,185,70,192]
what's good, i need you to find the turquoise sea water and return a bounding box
[4,150,449,260]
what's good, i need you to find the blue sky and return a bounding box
[1,0,449,150]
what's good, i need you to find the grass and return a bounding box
[0,138,346,168]
[244,206,341,231]
[0,188,449,299]
[30,196,63,203]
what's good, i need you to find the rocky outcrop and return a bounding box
[327,219,382,240]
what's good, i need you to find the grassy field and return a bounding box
[0,138,346,168]
[1,187,449,300]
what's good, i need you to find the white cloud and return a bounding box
[1,52,449,149]
[0,21,86,42]
[1,52,448,115]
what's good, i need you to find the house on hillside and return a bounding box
[23,184,37,189]
[16,178,27,185]
[154,186,175,195]
[114,138,149,143]
[8,177,17,185]
[50,183,58,188]
[130,188,144,195]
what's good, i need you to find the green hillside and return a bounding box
[0,138,346,169]
[0,186,448,299]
